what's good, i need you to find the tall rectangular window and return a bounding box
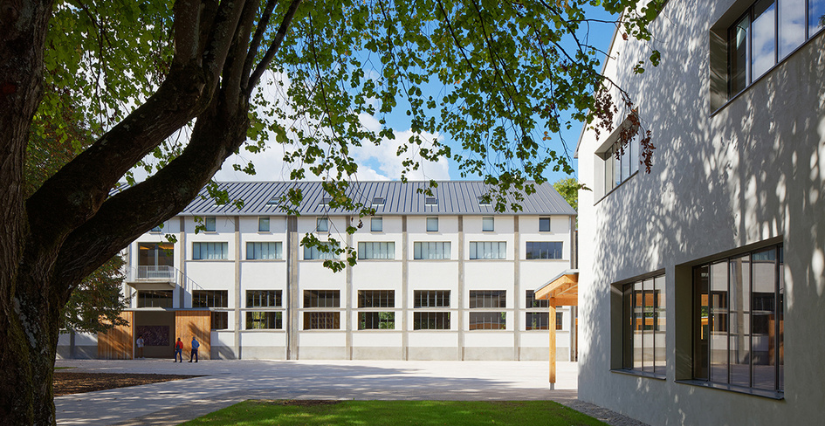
[246,312,282,329]
[304,290,340,308]
[246,290,282,307]
[316,217,329,232]
[205,216,216,232]
[371,217,383,232]
[469,242,506,260]
[413,242,451,260]
[600,135,640,197]
[693,244,784,393]
[304,242,337,260]
[192,242,228,260]
[556,312,564,330]
[525,242,563,260]
[192,290,228,308]
[620,274,666,377]
[357,242,395,260]
[413,312,450,330]
[246,242,282,260]
[728,0,824,97]
[426,217,439,232]
[413,290,450,308]
[258,217,270,232]
[482,217,494,232]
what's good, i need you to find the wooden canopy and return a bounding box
[534,270,578,387]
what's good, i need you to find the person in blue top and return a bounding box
[189,336,200,363]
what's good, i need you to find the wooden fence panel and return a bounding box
[98,311,134,359]
[175,310,211,360]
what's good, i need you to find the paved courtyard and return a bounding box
[54,359,642,426]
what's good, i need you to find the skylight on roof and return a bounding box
[372,197,385,206]
[425,197,438,206]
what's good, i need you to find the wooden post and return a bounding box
[549,299,556,386]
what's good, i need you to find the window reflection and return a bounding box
[779,0,806,58]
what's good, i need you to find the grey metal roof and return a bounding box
[181,181,577,216]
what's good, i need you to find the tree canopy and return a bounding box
[0,0,662,423]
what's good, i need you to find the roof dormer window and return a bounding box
[425,197,438,206]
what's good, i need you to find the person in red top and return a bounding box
[174,338,183,363]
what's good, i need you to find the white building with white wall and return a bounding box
[59,181,578,362]
[577,0,823,424]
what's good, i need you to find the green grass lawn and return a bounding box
[181,400,606,426]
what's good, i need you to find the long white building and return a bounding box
[59,181,577,362]
[577,0,823,424]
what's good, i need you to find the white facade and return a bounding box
[577,0,824,424]
[59,181,577,362]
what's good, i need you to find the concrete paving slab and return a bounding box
[54,359,643,426]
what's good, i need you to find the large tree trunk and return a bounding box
[0,0,299,422]
[0,0,57,424]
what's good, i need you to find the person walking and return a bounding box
[136,335,144,359]
[174,338,183,362]
[189,336,200,363]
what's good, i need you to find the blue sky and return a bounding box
[210,6,620,185]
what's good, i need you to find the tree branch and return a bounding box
[241,0,278,91]
[247,0,303,94]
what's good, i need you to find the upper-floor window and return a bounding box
[413,242,451,260]
[247,290,282,307]
[729,0,824,97]
[413,290,450,308]
[246,242,282,260]
[192,242,228,260]
[469,290,506,308]
[482,216,494,232]
[192,290,228,308]
[205,216,216,232]
[525,242,563,260]
[316,217,329,233]
[304,242,337,260]
[357,242,395,260]
[469,241,506,260]
[258,217,270,232]
[358,290,395,308]
[304,290,340,308]
[426,217,439,232]
[600,137,640,196]
[539,217,552,232]
[371,217,383,232]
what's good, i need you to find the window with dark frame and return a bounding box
[556,312,564,330]
[193,242,228,260]
[413,312,450,330]
[358,312,395,330]
[539,217,551,232]
[621,274,666,377]
[469,290,506,308]
[525,242,563,260]
[469,241,506,259]
[246,311,282,329]
[425,197,438,206]
[137,290,173,308]
[426,217,439,232]
[728,0,825,98]
[192,290,228,308]
[211,312,229,330]
[526,312,549,330]
[413,290,450,308]
[469,312,506,330]
[304,290,340,308]
[692,244,784,393]
[303,312,340,329]
[525,290,550,308]
[482,216,494,232]
[246,242,282,260]
[204,216,216,232]
[316,217,329,232]
[358,290,395,308]
[304,242,337,260]
[258,216,270,232]
[246,290,282,308]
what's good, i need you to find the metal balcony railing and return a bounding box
[127,265,177,282]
